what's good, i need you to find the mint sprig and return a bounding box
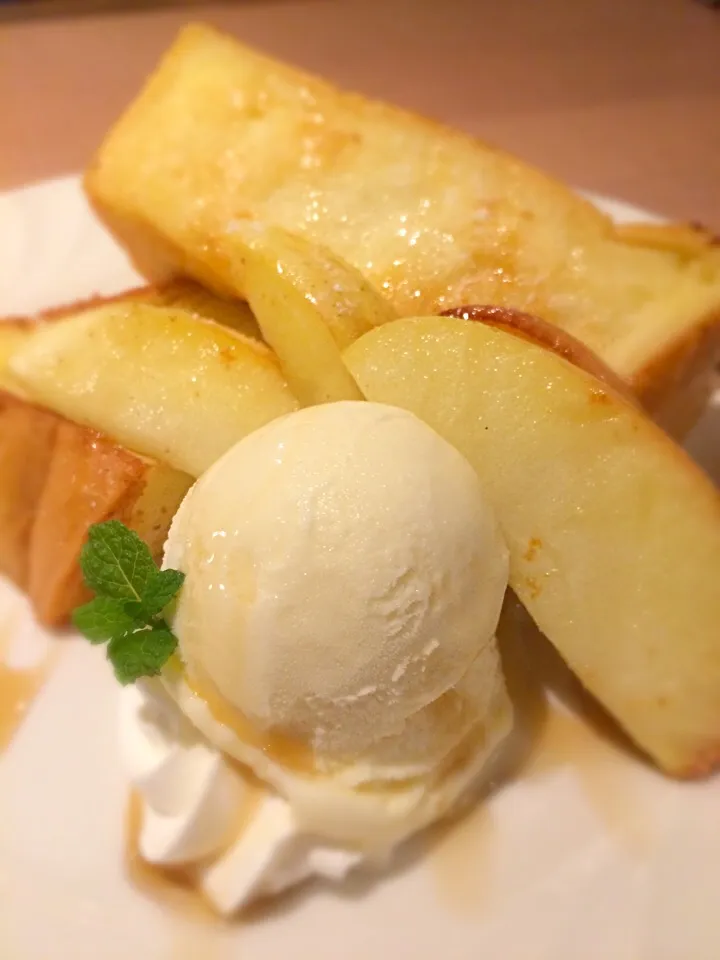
[72,520,185,685]
[72,596,141,644]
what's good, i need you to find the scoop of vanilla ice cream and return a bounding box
[163,402,509,767]
[128,400,513,905]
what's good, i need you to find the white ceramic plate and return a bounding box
[0,177,719,960]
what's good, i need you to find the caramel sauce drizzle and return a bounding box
[185,665,315,773]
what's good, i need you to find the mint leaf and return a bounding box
[73,520,186,686]
[108,627,178,686]
[135,568,185,618]
[79,520,156,602]
[72,597,141,644]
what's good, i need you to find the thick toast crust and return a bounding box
[0,377,191,626]
[0,392,60,589]
[0,386,190,627]
[632,305,720,438]
[28,418,150,625]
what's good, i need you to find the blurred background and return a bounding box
[0,0,218,15]
[1,0,719,224]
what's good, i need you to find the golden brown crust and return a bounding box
[630,306,720,438]
[84,188,207,292]
[28,420,149,627]
[0,383,188,628]
[0,391,60,589]
[615,221,720,255]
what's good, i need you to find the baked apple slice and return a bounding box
[345,316,720,777]
[440,304,638,404]
[227,224,390,404]
[9,302,298,477]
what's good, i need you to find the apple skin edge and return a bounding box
[440,304,640,407]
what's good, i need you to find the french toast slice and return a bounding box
[28,418,191,626]
[0,285,221,624]
[0,392,59,589]
[0,389,191,626]
[86,24,720,433]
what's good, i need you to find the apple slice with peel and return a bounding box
[440,304,639,406]
[345,316,720,777]
[228,224,393,405]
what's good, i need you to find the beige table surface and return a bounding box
[0,0,719,226]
